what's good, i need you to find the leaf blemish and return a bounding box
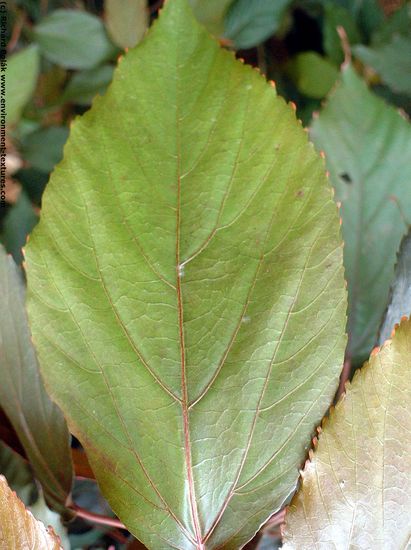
[339,172,352,184]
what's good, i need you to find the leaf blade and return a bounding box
[311,65,411,365]
[5,45,40,126]
[26,0,346,547]
[0,246,73,514]
[283,318,411,549]
[105,0,149,49]
[378,229,411,345]
[34,9,117,70]
[0,475,62,550]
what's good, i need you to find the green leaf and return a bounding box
[5,46,40,126]
[0,246,73,515]
[34,9,117,70]
[1,191,38,265]
[188,0,234,35]
[282,318,411,549]
[62,65,115,106]
[378,229,411,345]
[25,0,346,547]
[322,3,361,65]
[21,126,69,173]
[346,0,384,39]
[0,442,34,505]
[105,0,149,49]
[355,36,411,96]
[0,475,62,549]
[287,52,339,99]
[224,0,292,49]
[371,3,411,46]
[311,65,411,365]
[354,4,411,99]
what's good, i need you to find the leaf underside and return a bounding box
[0,246,72,515]
[0,475,62,550]
[378,229,411,345]
[283,318,411,550]
[26,0,346,548]
[311,65,411,365]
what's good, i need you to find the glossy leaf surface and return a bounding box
[26,1,346,547]
[283,318,411,549]
[0,246,73,514]
[311,65,411,365]
[0,475,62,550]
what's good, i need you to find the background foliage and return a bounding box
[2,0,411,548]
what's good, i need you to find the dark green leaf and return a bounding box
[62,65,114,106]
[26,1,346,547]
[323,3,361,65]
[371,3,411,46]
[378,229,411,345]
[21,126,69,174]
[224,0,292,49]
[355,36,411,96]
[0,442,34,505]
[311,65,411,365]
[1,192,38,265]
[34,9,117,70]
[0,245,73,514]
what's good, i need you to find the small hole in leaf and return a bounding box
[339,173,352,184]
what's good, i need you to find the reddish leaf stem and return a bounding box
[71,504,127,530]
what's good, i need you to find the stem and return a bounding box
[71,504,127,530]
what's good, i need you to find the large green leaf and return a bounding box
[282,318,411,549]
[5,45,40,126]
[378,230,411,345]
[26,1,346,547]
[0,475,62,549]
[0,246,73,514]
[311,65,411,365]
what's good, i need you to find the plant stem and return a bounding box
[71,504,127,530]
